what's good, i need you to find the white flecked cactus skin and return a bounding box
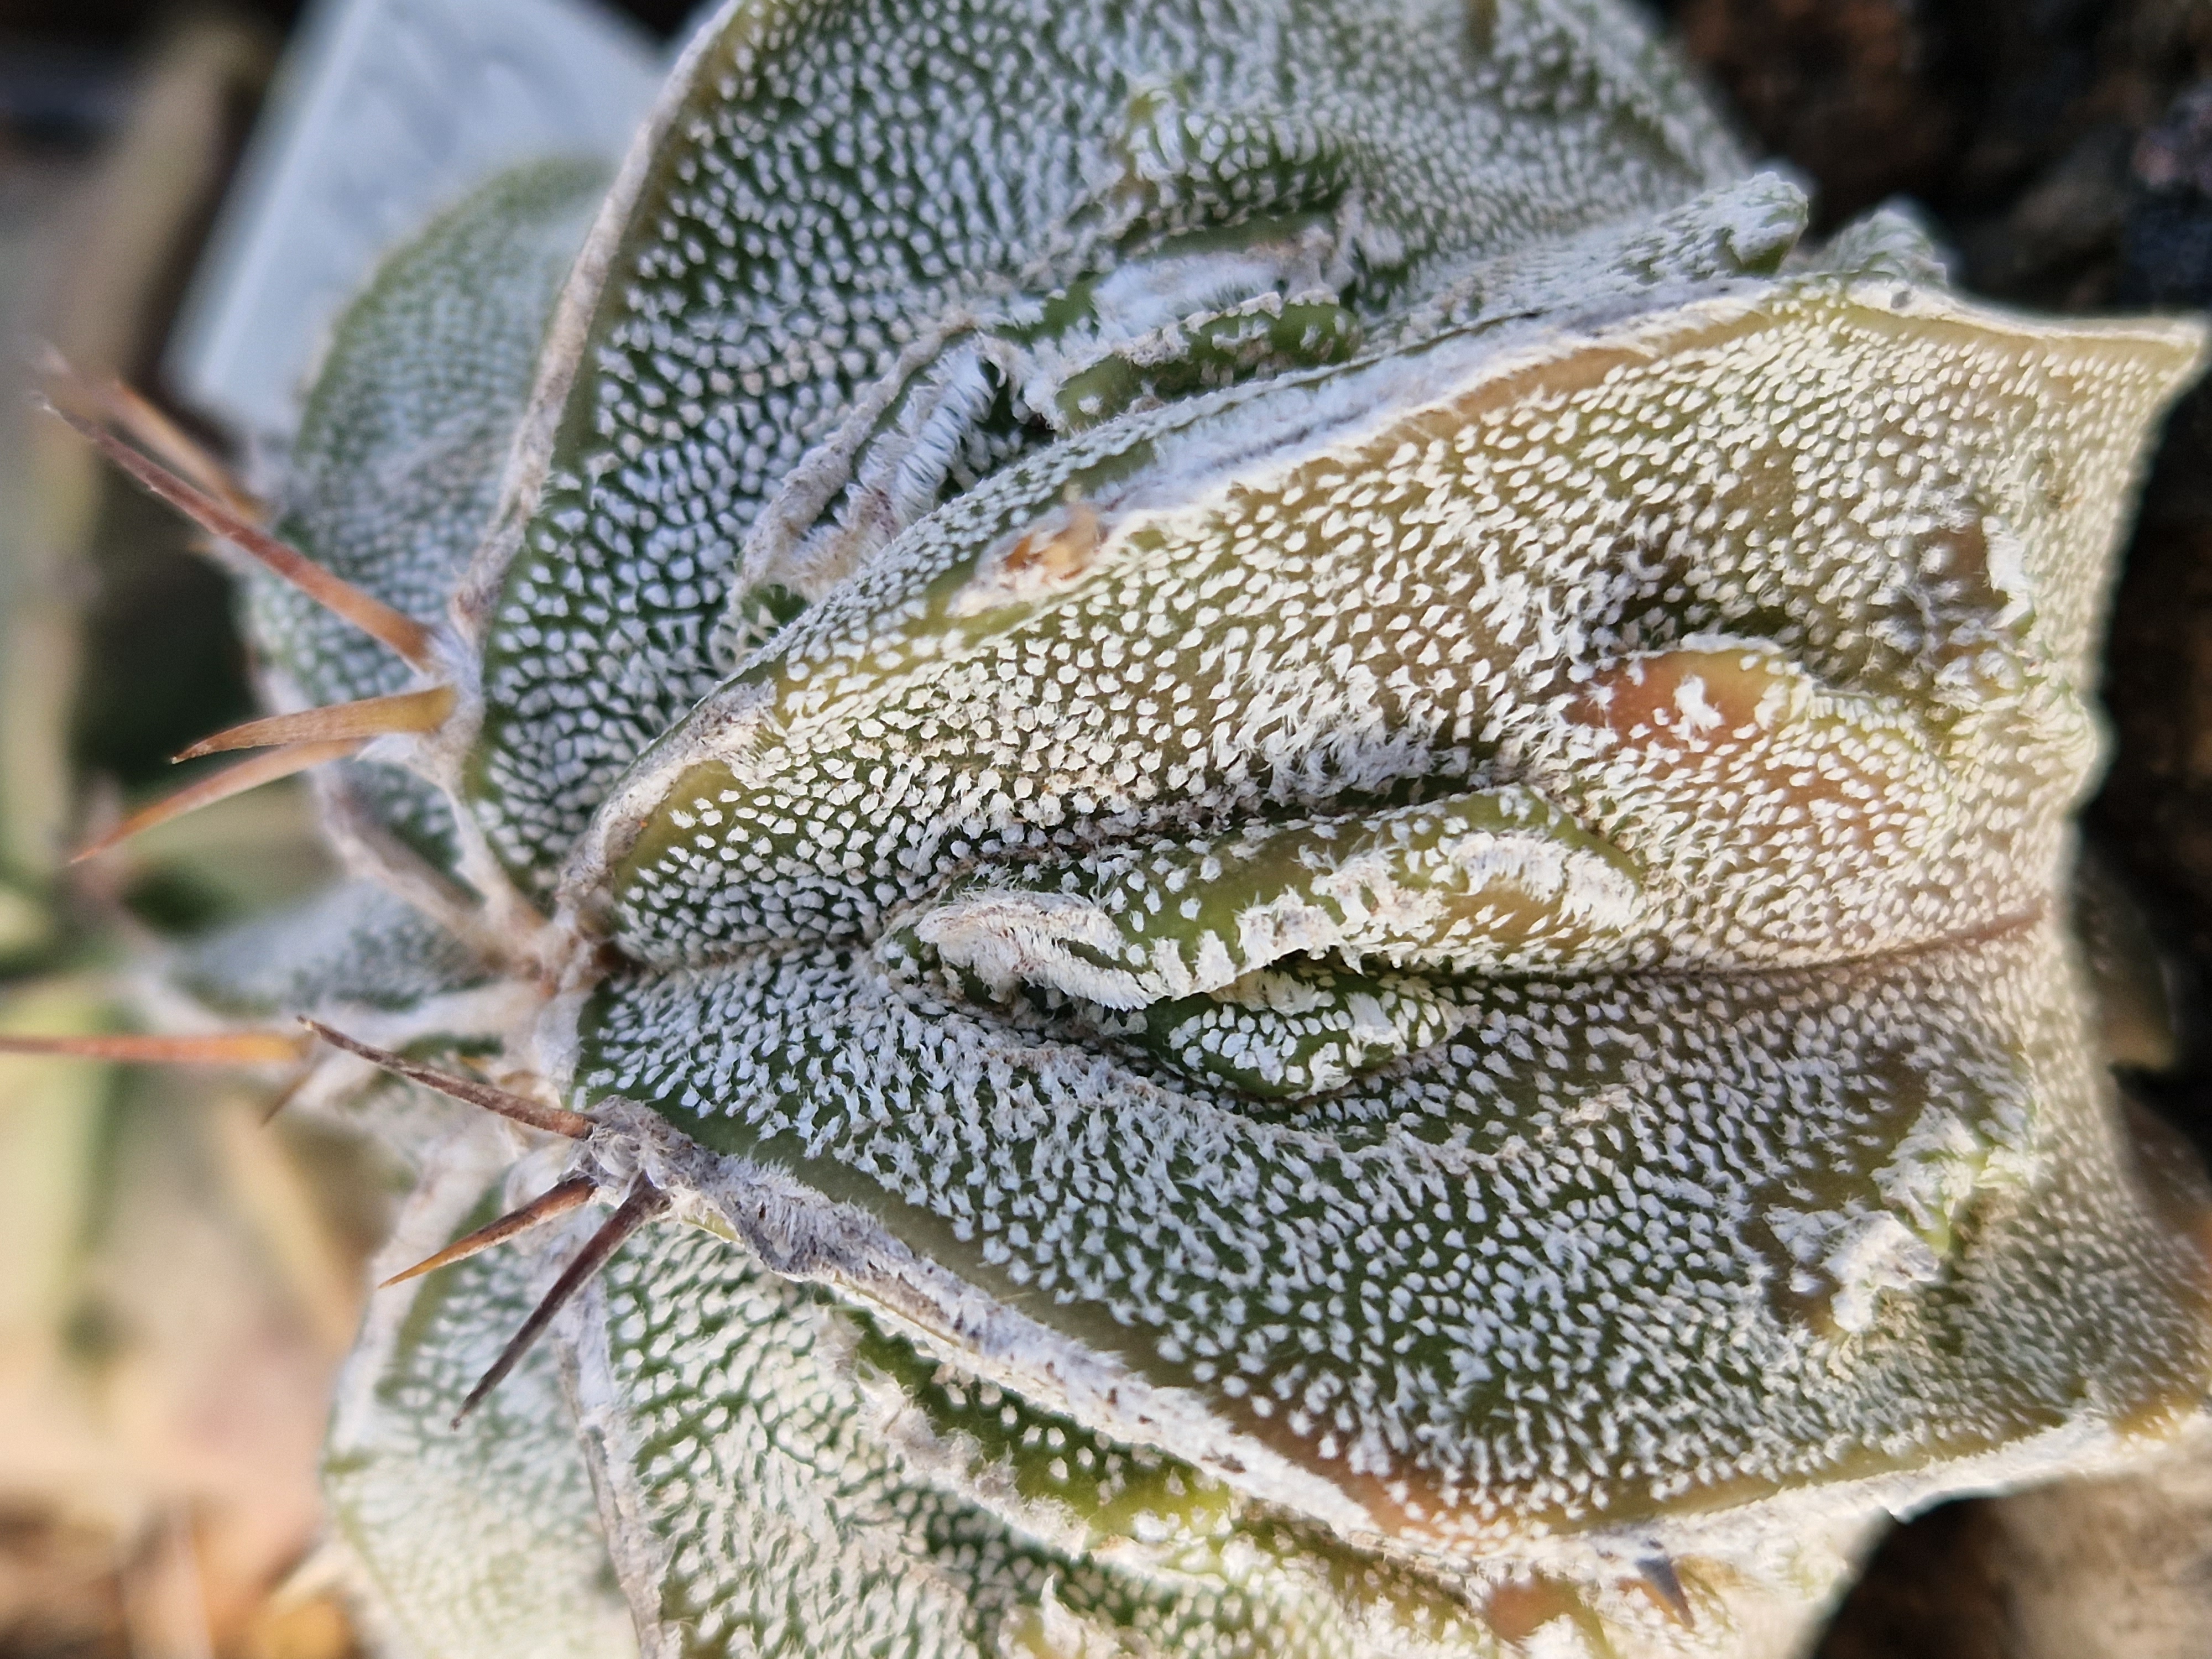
[150,0,2212,1655]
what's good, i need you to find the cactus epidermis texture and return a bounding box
[144,0,2212,1655]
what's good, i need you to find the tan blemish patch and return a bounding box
[1571,647,1797,744]
[1566,646,1905,847]
[1484,1573,1597,1645]
[1003,501,1101,583]
[951,502,1106,617]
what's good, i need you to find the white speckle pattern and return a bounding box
[324,1171,637,1659]
[468,0,1744,886]
[578,1214,1738,1656]
[596,281,2197,1025]
[578,920,2212,1554]
[902,784,1644,1008]
[257,160,603,863]
[193,0,2212,1651]
[175,881,492,1015]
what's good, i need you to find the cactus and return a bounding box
[24,1,2212,1655]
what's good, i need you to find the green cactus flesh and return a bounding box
[134,0,2212,1655]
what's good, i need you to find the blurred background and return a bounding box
[0,1,2209,1655]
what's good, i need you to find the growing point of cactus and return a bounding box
[29,1,2212,1655]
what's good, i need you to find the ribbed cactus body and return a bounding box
[155,2,2212,1655]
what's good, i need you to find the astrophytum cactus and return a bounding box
[25,1,2212,1655]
